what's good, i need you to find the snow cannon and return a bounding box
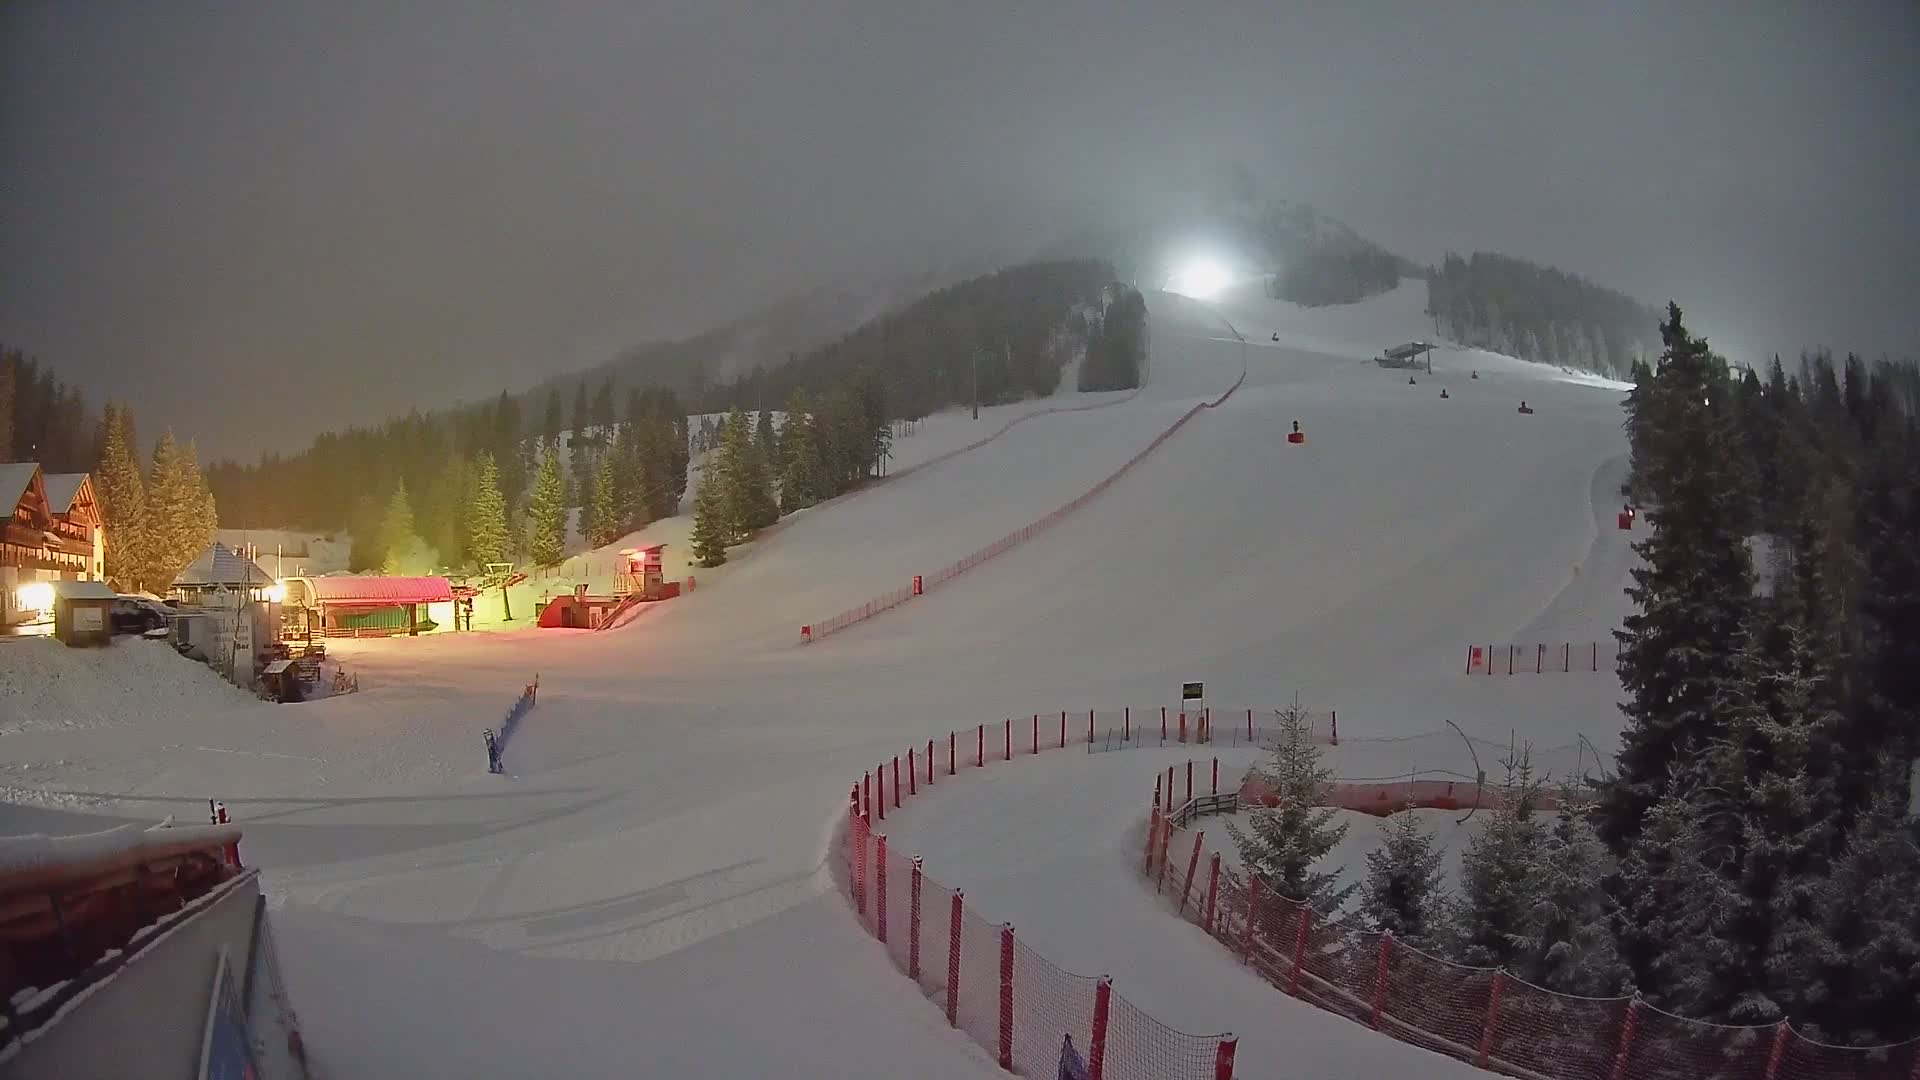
[1518,401,1535,415]
[1287,420,1305,445]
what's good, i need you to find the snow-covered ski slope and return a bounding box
[0,280,1637,1078]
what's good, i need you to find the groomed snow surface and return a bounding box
[0,280,1636,1078]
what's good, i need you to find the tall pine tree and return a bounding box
[779,391,822,514]
[588,450,619,548]
[1600,304,1754,851]
[689,464,729,568]
[1517,792,1625,995]
[380,478,428,574]
[1454,747,1547,969]
[526,447,567,565]
[467,451,510,568]
[96,403,150,591]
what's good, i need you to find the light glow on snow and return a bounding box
[1164,255,1235,300]
[16,581,53,611]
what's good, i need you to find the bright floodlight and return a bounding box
[16,581,54,611]
[1166,257,1233,300]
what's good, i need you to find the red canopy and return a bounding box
[303,576,452,606]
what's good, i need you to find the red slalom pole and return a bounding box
[1179,710,1187,743]
[949,731,956,776]
[1161,706,1167,741]
[908,749,917,796]
[892,756,901,809]
[928,739,935,784]
[876,833,889,944]
[1186,759,1193,803]
[977,724,984,767]
[1123,706,1131,741]
[997,925,1014,1070]
[876,765,886,821]
[946,892,964,1027]
[1212,757,1219,794]
[864,772,872,818]
[909,856,924,981]
[1033,714,1039,755]
[1004,717,1011,761]
[1214,1036,1239,1080]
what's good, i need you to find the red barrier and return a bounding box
[1466,641,1620,676]
[876,833,889,944]
[909,856,923,981]
[947,890,963,1027]
[1152,777,1920,1080]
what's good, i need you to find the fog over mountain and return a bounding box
[2,3,1914,457]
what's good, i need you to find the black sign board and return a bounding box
[1181,682,1203,701]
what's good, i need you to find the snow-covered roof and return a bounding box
[296,575,452,606]
[171,542,274,587]
[41,472,88,512]
[51,580,116,601]
[0,462,40,509]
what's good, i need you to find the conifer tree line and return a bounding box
[1235,306,1918,1046]
[1,347,97,472]
[1424,252,1662,378]
[700,259,1125,422]
[1270,248,1403,307]
[1077,286,1148,392]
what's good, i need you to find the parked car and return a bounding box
[110,597,173,636]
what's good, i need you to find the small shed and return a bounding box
[1377,341,1437,372]
[51,580,116,647]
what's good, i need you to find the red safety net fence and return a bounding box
[1143,775,1920,1080]
[1466,641,1624,675]
[806,370,1247,644]
[842,718,1238,1079]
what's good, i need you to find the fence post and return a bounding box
[1033,714,1039,755]
[928,739,936,784]
[1608,997,1644,1080]
[1179,710,1187,743]
[1593,640,1599,671]
[909,748,917,796]
[1242,877,1262,961]
[1564,642,1570,672]
[1144,788,1161,874]
[946,891,964,1027]
[1214,1035,1238,1080]
[1212,757,1219,795]
[1203,706,1211,743]
[1247,707,1254,742]
[1156,818,1174,893]
[1186,760,1194,803]
[1124,706,1130,742]
[1167,766,1175,811]
[1161,706,1167,742]
[1763,1021,1791,1080]
[1370,932,1393,1028]
[977,724,984,767]
[1476,971,1506,1068]
[1179,830,1205,915]
[1088,977,1112,1080]
[893,756,901,809]
[854,812,868,917]
[1536,643,1544,673]
[998,924,1015,1071]
[864,771,872,818]
[877,765,886,821]
[1288,905,1313,996]
[1331,709,1339,745]
[909,856,923,981]
[950,731,957,776]
[876,833,889,944]
[1004,717,1011,761]
[1203,852,1222,933]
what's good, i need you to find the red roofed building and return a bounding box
[283,574,453,637]
[3,463,106,627]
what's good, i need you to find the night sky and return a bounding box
[3,3,1915,458]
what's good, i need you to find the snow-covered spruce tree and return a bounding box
[380,478,430,575]
[1516,790,1626,996]
[1360,806,1449,947]
[1599,304,1753,853]
[778,391,822,514]
[755,406,778,469]
[1615,782,1739,1016]
[1818,780,1920,1044]
[466,451,509,569]
[526,446,567,566]
[96,402,151,591]
[1454,746,1548,969]
[689,463,729,568]
[588,450,620,547]
[1225,703,1352,912]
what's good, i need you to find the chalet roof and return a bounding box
[41,473,89,512]
[172,542,274,588]
[0,463,41,509]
